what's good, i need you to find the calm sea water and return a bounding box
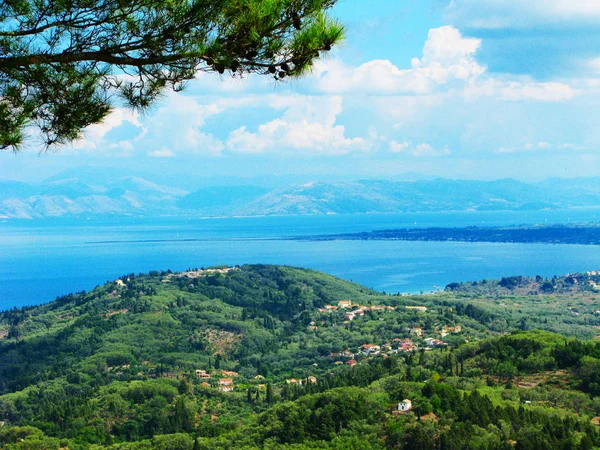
[2,208,600,309]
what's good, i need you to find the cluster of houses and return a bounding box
[326,329,461,368]
[318,300,396,321]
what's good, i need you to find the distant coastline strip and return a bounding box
[85,224,600,246]
[86,237,288,244]
[294,225,600,245]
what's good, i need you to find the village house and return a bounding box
[397,400,412,413]
[405,306,428,313]
[218,378,234,392]
[200,382,211,388]
[398,339,416,352]
[338,300,353,309]
[410,327,423,337]
[221,370,238,377]
[361,344,381,355]
[286,378,302,385]
[369,305,388,312]
[344,312,355,321]
[424,338,448,347]
[195,369,211,379]
[307,376,317,384]
[341,350,355,359]
[346,359,357,367]
[324,304,338,311]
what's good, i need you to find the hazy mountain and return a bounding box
[177,186,271,215]
[233,178,592,216]
[2,175,600,219]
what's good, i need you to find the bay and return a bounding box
[2,208,600,309]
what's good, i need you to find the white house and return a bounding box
[398,399,412,412]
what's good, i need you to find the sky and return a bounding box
[2,0,600,184]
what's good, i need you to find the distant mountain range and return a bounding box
[2,173,600,219]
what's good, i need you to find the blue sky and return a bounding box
[2,0,600,184]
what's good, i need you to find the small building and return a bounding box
[218,378,234,392]
[286,378,302,385]
[346,359,357,367]
[200,382,211,387]
[307,376,317,384]
[195,369,210,379]
[370,305,387,311]
[424,338,447,347]
[410,327,423,337]
[405,306,428,313]
[221,370,238,377]
[344,312,355,321]
[398,400,412,412]
[338,300,352,309]
[361,344,381,355]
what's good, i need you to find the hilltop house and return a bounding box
[398,400,412,412]
[361,344,381,355]
[410,327,423,337]
[338,300,352,309]
[195,369,210,379]
[424,338,448,347]
[218,378,234,392]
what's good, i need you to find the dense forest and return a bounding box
[301,224,600,245]
[1,265,600,448]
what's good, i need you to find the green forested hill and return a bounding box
[1,265,600,449]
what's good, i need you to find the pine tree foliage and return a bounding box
[0,0,344,150]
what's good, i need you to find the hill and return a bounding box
[2,266,600,448]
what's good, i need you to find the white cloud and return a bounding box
[71,108,145,151]
[389,141,451,157]
[446,0,600,29]
[139,92,225,155]
[494,141,583,154]
[465,78,577,102]
[309,26,575,102]
[148,148,176,158]
[226,96,369,155]
[314,26,485,95]
[587,58,600,73]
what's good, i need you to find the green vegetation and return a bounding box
[1,265,600,448]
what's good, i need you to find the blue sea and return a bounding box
[2,208,600,310]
